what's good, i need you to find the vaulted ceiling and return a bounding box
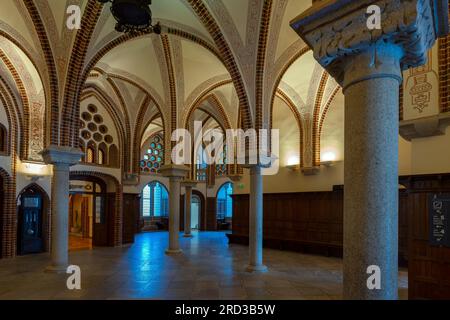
[0,0,347,168]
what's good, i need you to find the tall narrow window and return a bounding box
[98,149,105,165]
[86,147,94,163]
[141,181,169,218]
[217,182,233,220]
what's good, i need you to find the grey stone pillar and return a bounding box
[246,165,267,272]
[160,164,189,254]
[291,0,448,299]
[41,146,83,273]
[182,180,197,238]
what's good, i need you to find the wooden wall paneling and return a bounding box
[122,193,139,244]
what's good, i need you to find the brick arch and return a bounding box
[0,80,20,156]
[23,0,59,146]
[318,86,341,151]
[69,171,123,246]
[183,85,233,130]
[275,89,304,168]
[81,86,127,170]
[61,0,104,147]
[16,183,51,254]
[133,97,166,174]
[0,49,30,159]
[0,168,14,258]
[187,0,253,130]
[256,0,274,131]
[268,47,310,130]
[312,71,329,166]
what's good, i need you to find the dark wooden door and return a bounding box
[18,193,44,255]
[93,194,108,246]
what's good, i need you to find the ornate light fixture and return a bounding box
[98,0,161,34]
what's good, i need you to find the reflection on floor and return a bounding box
[0,231,408,300]
[69,236,92,251]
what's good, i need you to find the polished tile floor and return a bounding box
[0,231,408,300]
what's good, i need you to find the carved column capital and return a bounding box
[290,0,449,85]
[40,145,83,168]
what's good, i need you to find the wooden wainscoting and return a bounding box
[228,189,409,265]
[123,193,140,244]
[400,174,450,300]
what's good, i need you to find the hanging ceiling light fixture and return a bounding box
[97,0,161,34]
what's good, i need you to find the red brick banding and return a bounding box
[23,0,59,146]
[187,0,252,130]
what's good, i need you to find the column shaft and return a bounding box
[246,166,267,272]
[343,48,400,299]
[47,164,70,272]
[167,177,182,254]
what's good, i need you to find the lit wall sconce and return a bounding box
[286,156,300,171]
[320,151,337,167]
[19,161,50,181]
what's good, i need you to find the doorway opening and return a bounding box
[191,194,201,230]
[216,182,233,231]
[17,184,49,255]
[69,178,106,251]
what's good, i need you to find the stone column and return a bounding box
[182,180,197,238]
[41,146,83,273]
[160,164,189,254]
[291,0,448,299]
[246,165,267,272]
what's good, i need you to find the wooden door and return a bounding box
[93,194,108,246]
[18,193,44,255]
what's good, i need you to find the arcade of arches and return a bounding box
[0,0,450,300]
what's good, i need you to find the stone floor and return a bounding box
[0,231,408,300]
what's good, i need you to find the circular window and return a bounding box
[105,135,113,144]
[150,143,156,148]
[88,123,97,132]
[99,125,108,134]
[93,133,103,142]
[93,115,103,124]
[87,105,98,113]
[82,112,92,121]
[81,130,91,140]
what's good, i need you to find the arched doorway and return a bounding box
[216,182,234,231]
[17,184,49,255]
[191,195,201,230]
[69,176,107,250]
[141,181,169,231]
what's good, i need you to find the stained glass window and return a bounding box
[141,133,164,173]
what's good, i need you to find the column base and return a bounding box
[45,264,68,274]
[183,233,193,238]
[245,264,268,273]
[165,248,183,255]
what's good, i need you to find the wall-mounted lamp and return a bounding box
[286,156,300,171]
[320,151,337,167]
[19,161,49,181]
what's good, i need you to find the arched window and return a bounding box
[215,144,227,176]
[86,147,94,163]
[217,182,233,220]
[98,143,107,165]
[141,133,164,173]
[109,144,119,168]
[0,124,7,153]
[98,149,105,165]
[142,181,169,218]
[196,144,207,181]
